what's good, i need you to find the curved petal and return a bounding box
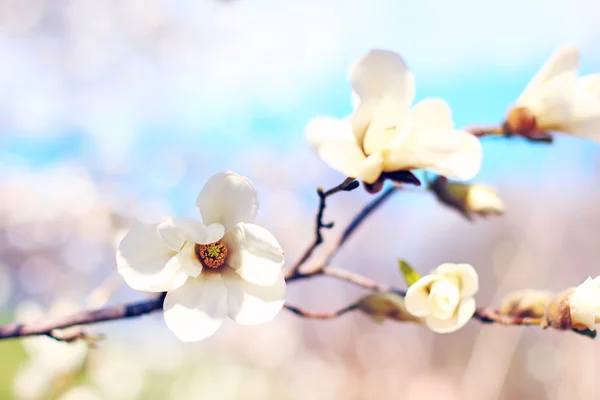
[425,297,475,333]
[197,172,259,231]
[563,74,600,140]
[313,139,369,179]
[517,47,579,127]
[116,224,186,292]
[404,275,441,317]
[224,223,284,286]
[360,96,407,155]
[158,217,224,250]
[355,153,384,184]
[435,263,479,299]
[165,241,203,279]
[517,46,579,108]
[349,49,415,144]
[223,268,286,325]
[571,278,597,331]
[306,116,356,149]
[406,98,454,132]
[429,279,460,320]
[385,127,482,180]
[163,274,228,342]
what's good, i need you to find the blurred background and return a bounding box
[1,0,600,399]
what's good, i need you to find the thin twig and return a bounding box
[0,294,166,341]
[285,177,357,279]
[325,184,399,265]
[466,125,505,137]
[473,308,541,326]
[284,302,358,319]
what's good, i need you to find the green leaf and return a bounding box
[398,260,422,288]
[573,328,597,339]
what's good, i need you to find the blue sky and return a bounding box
[0,0,599,213]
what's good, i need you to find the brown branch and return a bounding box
[285,177,357,279]
[284,302,358,319]
[0,293,166,341]
[467,125,505,137]
[473,308,541,326]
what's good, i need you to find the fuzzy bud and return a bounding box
[356,292,423,324]
[541,288,574,330]
[431,176,504,220]
[499,289,552,318]
[505,106,537,135]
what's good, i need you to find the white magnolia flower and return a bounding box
[508,45,600,140]
[307,49,482,192]
[569,276,600,331]
[404,263,478,333]
[116,172,286,342]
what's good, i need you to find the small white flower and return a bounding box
[569,276,600,331]
[404,263,478,333]
[307,49,482,191]
[509,45,600,140]
[116,172,286,342]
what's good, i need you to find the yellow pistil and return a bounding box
[195,240,228,269]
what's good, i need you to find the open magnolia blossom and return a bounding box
[507,45,600,140]
[569,276,600,331]
[404,263,478,333]
[307,49,482,192]
[116,172,286,342]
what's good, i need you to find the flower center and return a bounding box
[195,240,228,269]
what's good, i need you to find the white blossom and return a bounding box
[569,276,600,331]
[116,172,286,342]
[307,49,482,190]
[404,263,478,333]
[510,45,600,140]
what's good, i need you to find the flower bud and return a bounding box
[541,288,574,330]
[505,106,537,135]
[356,292,423,324]
[499,289,552,318]
[431,176,504,220]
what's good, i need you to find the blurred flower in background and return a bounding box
[0,0,600,399]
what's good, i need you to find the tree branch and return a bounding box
[285,177,357,279]
[0,293,166,341]
[283,302,358,319]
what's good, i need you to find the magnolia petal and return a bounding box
[386,127,482,180]
[406,98,453,131]
[223,268,286,325]
[517,46,579,108]
[428,279,460,320]
[355,153,384,184]
[349,49,415,144]
[404,275,442,317]
[224,223,284,286]
[361,96,408,155]
[163,274,228,342]
[306,116,356,149]
[158,217,224,250]
[563,74,600,140]
[570,278,598,331]
[165,241,202,279]
[197,172,259,231]
[425,298,476,334]
[313,139,369,179]
[435,263,479,299]
[349,49,415,109]
[116,224,187,292]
